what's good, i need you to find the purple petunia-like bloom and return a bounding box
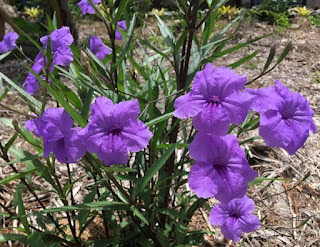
[36,26,74,71]
[248,80,316,155]
[174,63,254,136]
[115,20,127,40]
[26,108,86,163]
[89,36,111,60]
[209,195,261,242]
[23,27,73,95]
[23,62,45,95]
[78,0,101,15]
[0,31,18,54]
[79,97,152,166]
[188,133,257,203]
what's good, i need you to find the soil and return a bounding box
[1,16,320,246]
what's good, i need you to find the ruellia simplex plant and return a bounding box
[0,0,316,246]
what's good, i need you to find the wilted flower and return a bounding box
[78,0,101,15]
[79,97,152,165]
[174,63,254,135]
[0,32,18,54]
[188,133,257,203]
[248,80,316,154]
[27,108,86,163]
[115,20,127,40]
[209,196,261,242]
[89,36,111,60]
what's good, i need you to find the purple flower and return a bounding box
[29,108,86,163]
[25,114,40,137]
[23,27,73,95]
[36,26,74,71]
[89,36,111,60]
[0,31,18,53]
[188,133,257,203]
[79,97,152,166]
[23,62,45,95]
[174,64,254,135]
[209,196,261,242]
[115,20,127,40]
[248,80,316,154]
[78,0,101,15]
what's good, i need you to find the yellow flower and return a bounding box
[218,5,239,20]
[24,6,42,18]
[294,6,311,17]
[97,3,109,18]
[153,8,165,17]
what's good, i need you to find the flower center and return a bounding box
[110,128,122,136]
[231,211,240,219]
[208,96,220,105]
[213,163,224,170]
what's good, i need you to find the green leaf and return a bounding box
[0,153,43,168]
[145,112,173,127]
[239,135,260,145]
[8,146,57,191]
[14,183,31,234]
[0,234,27,242]
[263,45,276,72]
[154,13,176,52]
[132,143,178,198]
[114,0,129,24]
[32,74,86,127]
[113,14,136,70]
[81,88,94,121]
[32,201,128,214]
[130,205,149,225]
[275,42,292,66]
[159,208,191,222]
[13,22,41,50]
[297,216,312,228]
[0,168,38,185]
[0,51,11,61]
[78,187,97,232]
[249,177,287,186]
[213,34,269,58]
[0,72,41,109]
[228,50,259,69]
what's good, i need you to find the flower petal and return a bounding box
[188,161,218,198]
[121,119,152,152]
[193,103,230,135]
[173,91,206,119]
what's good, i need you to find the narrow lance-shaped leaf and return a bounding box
[132,143,179,198]
[263,45,276,73]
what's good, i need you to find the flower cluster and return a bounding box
[26,98,152,165]
[23,26,74,95]
[174,63,316,241]
[0,32,18,54]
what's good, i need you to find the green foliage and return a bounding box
[308,15,320,27]
[246,0,292,27]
